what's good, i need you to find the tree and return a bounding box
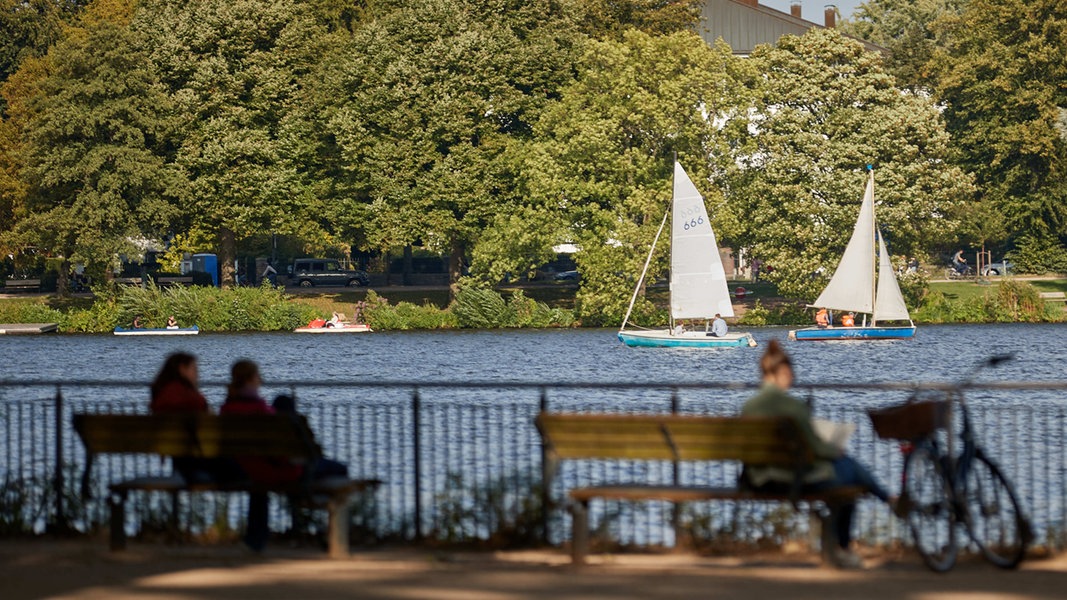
[0,0,90,116]
[573,0,704,37]
[841,0,965,91]
[731,28,971,300]
[529,30,753,325]
[929,0,1067,242]
[309,0,582,296]
[1,0,178,290]
[131,0,330,287]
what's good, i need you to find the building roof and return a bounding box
[697,0,884,56]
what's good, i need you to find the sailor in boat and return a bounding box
[840,312,855,327]
[709,314,728,337]
[815,308,830,328]
[166,315,179,330]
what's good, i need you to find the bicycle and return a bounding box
[868,355,1033,572]
[945,264,975,279]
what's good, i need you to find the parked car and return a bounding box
[982,260,1015,276]
[554,270,580,281]
[289,258,369,287]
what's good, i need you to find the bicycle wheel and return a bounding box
[963,452,1030,569]
[902,442,958,572]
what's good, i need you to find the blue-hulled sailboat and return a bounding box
[789,169,916,341]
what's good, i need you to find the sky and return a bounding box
[757,0,865,21]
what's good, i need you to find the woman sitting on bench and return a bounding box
[150,353,242,485]
[222,360,348,552]
[741,339,894,569]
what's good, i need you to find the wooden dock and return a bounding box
[0,323,58,335]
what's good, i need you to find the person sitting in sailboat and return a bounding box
[840,312,855,327]
[710,314,728,337]
[815,308,830,328]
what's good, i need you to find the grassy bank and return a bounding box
[1,278,1062,332]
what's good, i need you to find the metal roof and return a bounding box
[697,0,884,55]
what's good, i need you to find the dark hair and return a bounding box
[272,394,296,413]
[151,352,197,399]
[759,339,792,377]
[227,359,260,399]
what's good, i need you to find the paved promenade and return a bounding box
[3,540,1066,599]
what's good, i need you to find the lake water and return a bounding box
[2,324,1065,547]
[3,323,1065,389]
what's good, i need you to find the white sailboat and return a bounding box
[790,169,916,341]
[618,162,756,348]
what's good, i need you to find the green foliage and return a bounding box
[912,281,1063,323]
[0,298,62,324]
[431,471,544,546]
[930,0,1067,239]
[361,290,457,331]
[733,28,971,301]
[895,268,930,308]
[450,285,575,329]
[530,29,752,325]
[735,300,810,326]
[842,0,964,91]
[1007,232,1067,274]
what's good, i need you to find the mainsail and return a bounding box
[669,162,734,319]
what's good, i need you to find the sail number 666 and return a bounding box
[683,216,704,230]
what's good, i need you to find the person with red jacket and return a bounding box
[150,353,243,485]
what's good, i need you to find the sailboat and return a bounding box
[618,162,756,348]
[789,169,916,341]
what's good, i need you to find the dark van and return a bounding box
[289,258,370,287]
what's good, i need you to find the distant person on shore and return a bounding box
[740,340,894,569]
[222,360,347,552]
[150,353,241,484]
[261,262,277,287]
[952,249,968,274]
[710,314,728,337]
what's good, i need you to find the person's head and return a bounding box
[151,352,198,398]
[759,339,793,389]
[272,394,296,413]
[715,313,721,319]
[229,359,261,394]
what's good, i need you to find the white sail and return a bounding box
[670,162,734,319]
[874,233,911,322]
[811,173,876,314]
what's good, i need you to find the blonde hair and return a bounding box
[759,339,793,377]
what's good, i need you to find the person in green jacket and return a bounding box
[742,339,893,568]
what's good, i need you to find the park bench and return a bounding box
[156,276,194,286]
[73,413,382,558]
[1039,291,1066,303]
[535,413,865,566]
[2,278,40,293]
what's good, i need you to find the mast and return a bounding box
[869,166,877,327]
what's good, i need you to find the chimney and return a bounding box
[824,4,837,28]
[790,2,802,18]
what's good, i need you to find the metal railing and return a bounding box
[1,379,1066,552]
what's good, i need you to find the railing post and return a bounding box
[539,387,549,545]
[53,385,67,532]
[670,388,680,542]
[412,387,423,541]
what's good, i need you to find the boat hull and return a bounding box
[618,329,756,348]
[294,324,372,333]
[114,326,199,336]
[789,326,916,341]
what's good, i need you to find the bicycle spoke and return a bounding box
[963,453,1030,569]
[903,443,958,572]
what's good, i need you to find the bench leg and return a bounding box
[327,496,350,559]
[109,491,128,551]
[571,500,589,565]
